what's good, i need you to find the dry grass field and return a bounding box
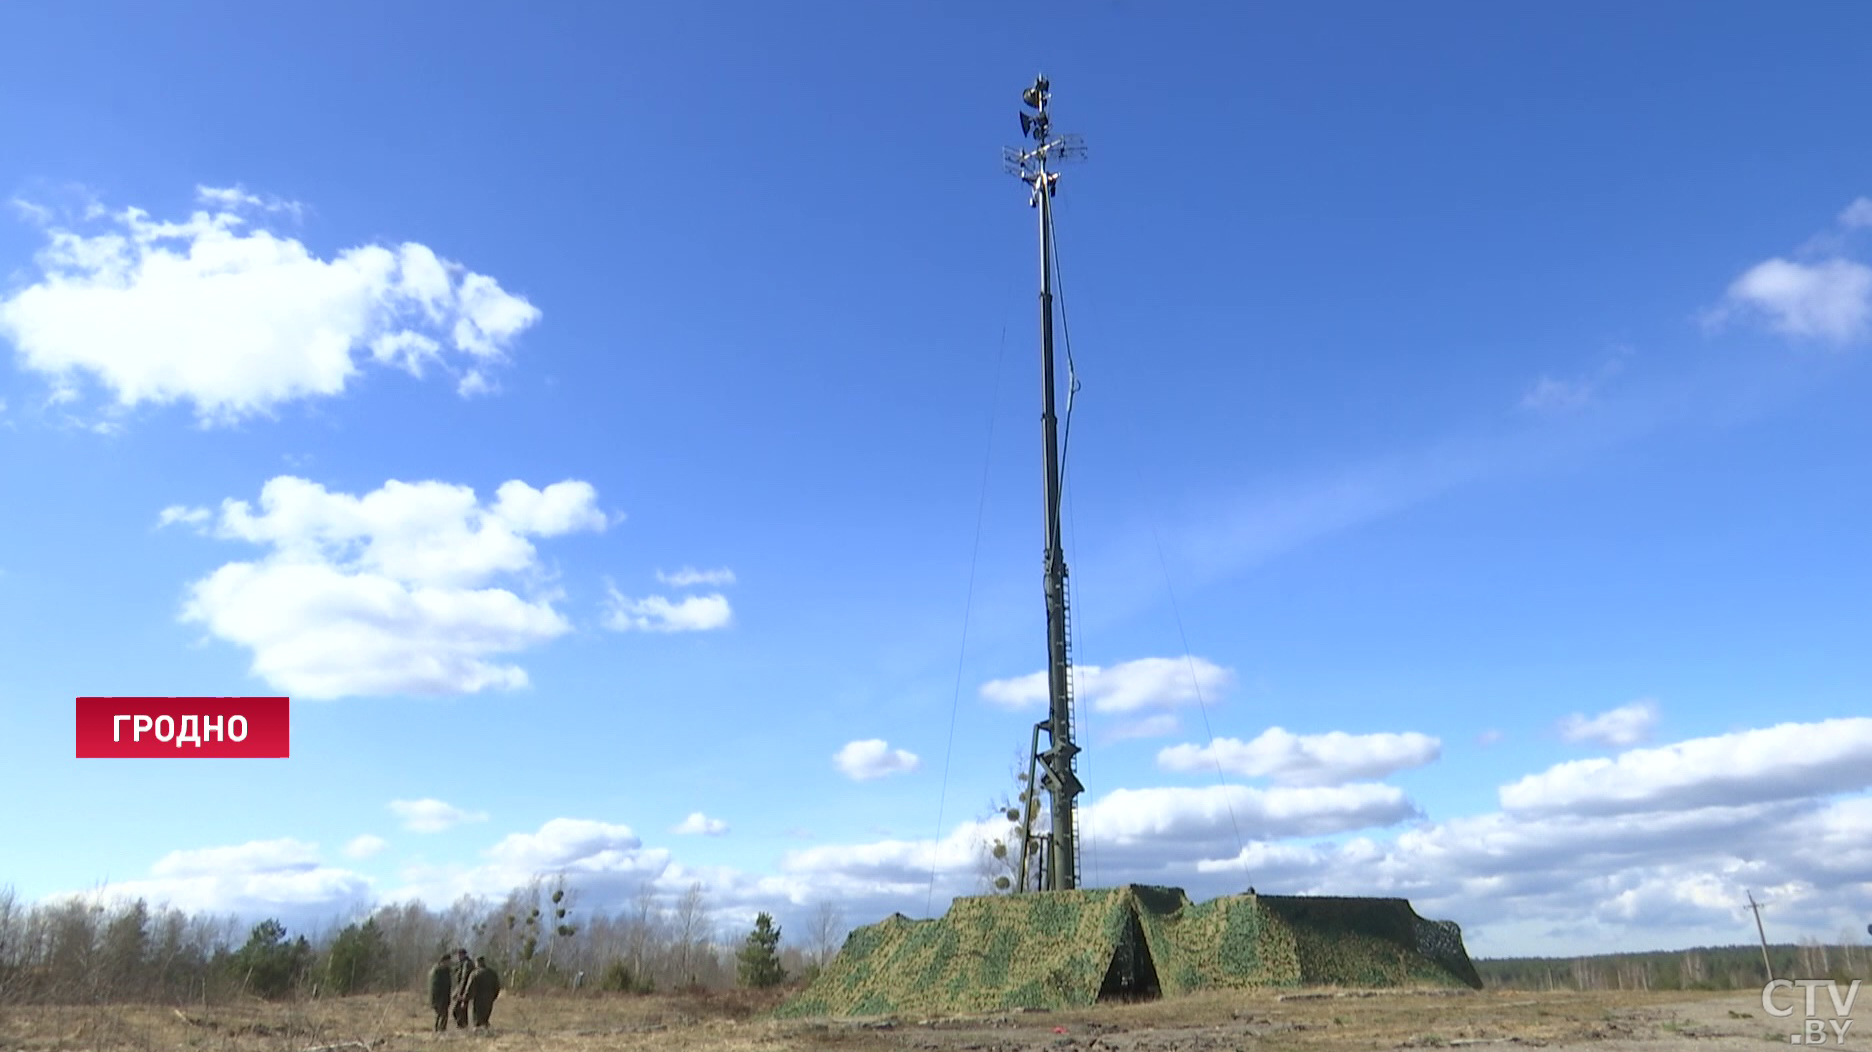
[2,985,1860,1052]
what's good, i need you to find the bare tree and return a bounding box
[542,874,578,979]
[805,899,846,968]
[440,894,482,955]
[0,884,21,1002]
[368,900,448,993]
[672,883,710,988]
[624,882,661,983]
[976,750,1044,894]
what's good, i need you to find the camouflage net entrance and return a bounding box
[775,886,1482,1019]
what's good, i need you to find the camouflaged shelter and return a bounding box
[775,885,1482,1019]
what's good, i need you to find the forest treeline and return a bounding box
[1477,940,1870,991]
[7,876,1866,1006]
[0,878,846,1006]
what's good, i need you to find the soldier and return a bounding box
[451,949,474,1028]
[466,955,502,1029]
[427,953,454,1032]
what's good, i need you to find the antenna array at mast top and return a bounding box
[1004,74,1087,204]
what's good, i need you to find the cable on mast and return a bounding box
[1049,197,1098,887]
[925,320,1009,916]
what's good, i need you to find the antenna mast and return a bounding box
[1005,75,1087,892]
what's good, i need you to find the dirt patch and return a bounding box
[0,986,1859,1051]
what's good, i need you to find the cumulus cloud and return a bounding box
[672,812,730,836]
[152,838,322,878]
[981,657,1233,713]
[373,818,680,912]
[775,781,1418,908]
[169,475,607,699]
[1840,198,1872,229]
[834,739,921,781]
[156,504,210,528]
[0,186,540,424]
[54,838,372,933]
[389,798,489,833]
[194,184,301,217]
[1088,782,1418,849]
[1718,257,1872,345]
[601,587,732,633]
[1186,797,1850,943]
[1157,727,1442,786]
[657,566,736,588]
[485,819,652,874]
[343,834,389,859]
[1501,717,1872,816]
[1102,713,1181,743]
[1558,698,1659,748]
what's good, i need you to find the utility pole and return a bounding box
[1748,890,1774,983]
[1006,75,1086,892]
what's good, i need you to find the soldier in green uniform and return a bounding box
[466,955,502,1028]
[427,954,454,1031]
[450,948,474,1028]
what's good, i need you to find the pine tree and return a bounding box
[325,918,390,995]
[736,912,787,988]
[228,919,311,999]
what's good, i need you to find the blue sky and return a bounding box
[2,0,1870,958]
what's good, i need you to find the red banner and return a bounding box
[76,697,291,758]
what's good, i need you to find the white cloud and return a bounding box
[9,198,54,225]
[602,585,732,632]
[151,838,321,878]
[1477,729,1505,746]
[834,739,921,781]
[172,476,607,699]
[1102,713,1181,743]
[194,184,301,218]
[54,838,373,934]
[981,657,1233,713]
[1839,198,1872,229]
[1520,347,1632,415]
[378,818,678,911]
[1087,782,1418,848]
[389,798,489,834]
[0,186,540,424]
[657,566,736,588]
[1558,698,1659,748]
[1520,375,1595,413]
[343,834,389,859]
[1184,797,1856,949]
[1501,717,1872,816]
[775,781,1418,904]
[1157,727,1442,786]
[1720,257,1872,344]
[672,812,730,836]
[156,504,210,528]
[484,819,651,874]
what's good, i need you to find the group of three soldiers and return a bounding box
[429,948,502,1031]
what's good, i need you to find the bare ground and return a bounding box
[0,986,1861,1052]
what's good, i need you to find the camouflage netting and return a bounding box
[1256,894,1484,991]
[775,885,1482,1019]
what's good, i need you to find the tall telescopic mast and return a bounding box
[1005,75,1086,892]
